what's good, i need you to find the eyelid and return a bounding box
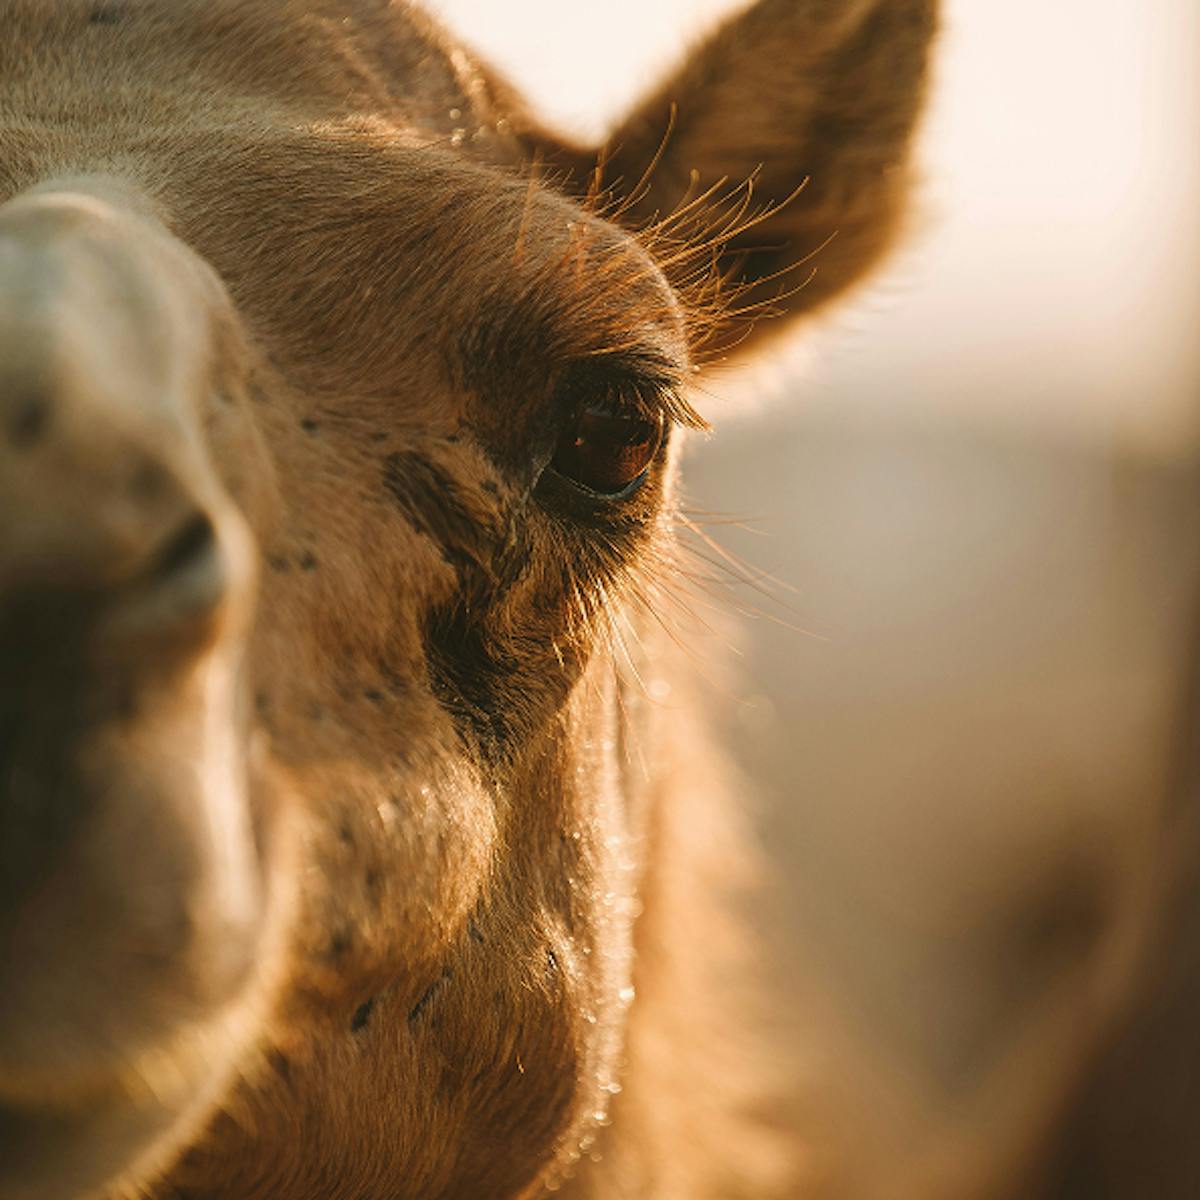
[575,372,702,435]
[554,350,704,433]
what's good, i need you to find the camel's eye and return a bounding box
[549,402,665,497]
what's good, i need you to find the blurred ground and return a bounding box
[427,1,1200,1193]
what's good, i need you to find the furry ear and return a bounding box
[568,0,939,360]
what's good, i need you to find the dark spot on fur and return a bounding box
[366,868,382,896]
[88,4,123,25]
[130,459,169,502]
[351,998,375,1033]
[469,921,486,944]
[382,450,495,575]
[424,569,576,756]
[300,417,319,433]
[381,663,409,695]
[423,601,513,747]
[408,983,438,1024]
[5,394,50,447]
[369,430,389,443]
[481,479,500,496]
[267,1049,292,1084]
[545,946,559,976]
[176,1145,209,1172]
[409,968,452,1024]
[386,452,542,751]
[266,554,290,573]
[338,821,354,845]
[326,930,353,961]
[299,551,318,571]
[364,687,385,704]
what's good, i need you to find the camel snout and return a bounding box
[0,184,274,1189]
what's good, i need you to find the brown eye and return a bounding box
[550,404,665,496]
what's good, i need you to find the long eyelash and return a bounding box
[557,353,707,435]
[637,381,707,434]
[602,366,707,433]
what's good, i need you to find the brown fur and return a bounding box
[0,2,937,1197]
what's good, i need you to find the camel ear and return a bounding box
[580,0,939,360]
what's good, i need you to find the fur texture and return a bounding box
[0,2,937,1197]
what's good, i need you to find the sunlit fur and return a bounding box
[0,2,936,1197]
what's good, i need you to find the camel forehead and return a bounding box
[163,140,685,382]
[0,161,684,430]
[0,0,463,119]
[2,0,689,406]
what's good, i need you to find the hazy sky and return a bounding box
[425,0,1200,458]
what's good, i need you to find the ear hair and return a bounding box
[558,0,940,360]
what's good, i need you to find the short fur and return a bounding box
[0,2,937,1197]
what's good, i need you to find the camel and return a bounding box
[0,2,938,1196]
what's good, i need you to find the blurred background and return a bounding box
[426,2,1200,1195]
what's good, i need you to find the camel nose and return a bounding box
[0,187,267,1139]
[0,395,226,645]
[0,191,233,646]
